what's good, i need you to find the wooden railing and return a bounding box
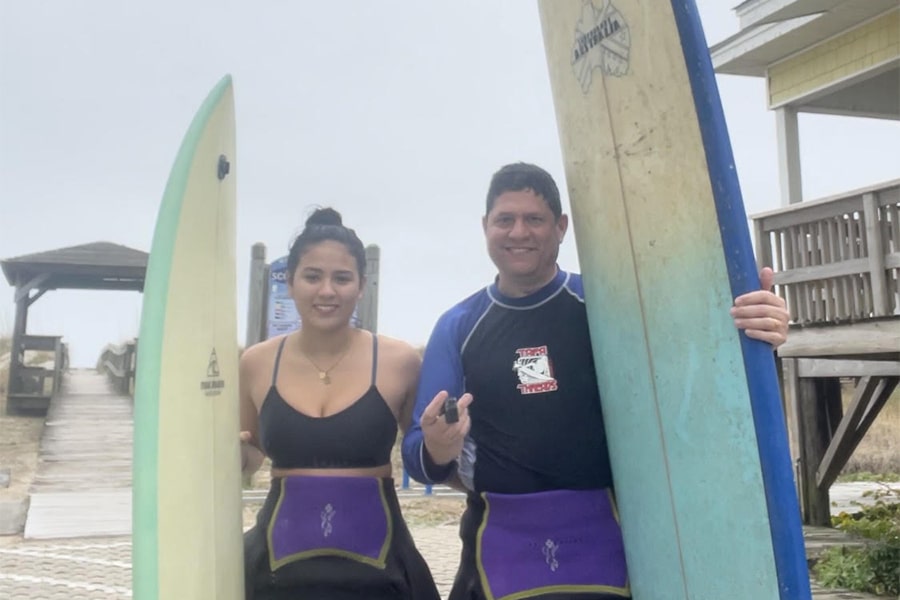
[21,335,68,395]
[752,180,900,326]
[5,334,68,413]
[98,339,137,396]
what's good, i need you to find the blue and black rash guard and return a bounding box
[402,269,614,495]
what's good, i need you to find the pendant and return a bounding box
[319,371,331,385]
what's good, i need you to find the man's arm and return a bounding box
[401,314,467,484]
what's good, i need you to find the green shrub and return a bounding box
[814,485,900,596]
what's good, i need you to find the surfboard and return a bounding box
[132,75,243,600]
[537,2,811,598]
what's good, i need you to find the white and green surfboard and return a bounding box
[133,75,244,600]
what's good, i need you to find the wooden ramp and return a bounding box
[24,369,133,539]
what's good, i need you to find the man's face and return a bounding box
[482,189,567,296]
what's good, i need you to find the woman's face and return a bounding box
[289,240,362,332]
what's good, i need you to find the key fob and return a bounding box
[440,396,459,424]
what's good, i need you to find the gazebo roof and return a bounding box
[1,241,148,292]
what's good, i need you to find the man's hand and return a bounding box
[731,267,790,348]
[421,391,473,466]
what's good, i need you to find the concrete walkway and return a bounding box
[0,521,888,599]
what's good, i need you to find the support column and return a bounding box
[7,294,28,399]
[797,377,842,525]
[862,192,888,316]
[775,106,803,206]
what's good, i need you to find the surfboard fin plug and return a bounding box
[217,155,231,180]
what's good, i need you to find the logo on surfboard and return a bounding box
[571,0,630,92]
[201,347,226,396]
[513,346,558,394]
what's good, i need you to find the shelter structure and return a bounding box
[1,242,147,413]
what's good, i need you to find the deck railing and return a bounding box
[98,339,137,396]
[752,180,900,326]
[5,334,68,413]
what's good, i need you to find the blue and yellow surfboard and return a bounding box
[538,2,811,598]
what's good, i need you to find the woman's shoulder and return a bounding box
[240,335,285,373]
[373,333,422,372]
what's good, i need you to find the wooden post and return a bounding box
[123,342,136,395]
[245,243,267,349]
[53,337,64,394]
[128,340,137,396]
[6,293,28,410]
[358,244,380,333]
[797,377,842,526]
[862,192,888,317]
[775,106,803,207]
[753,219,772,272]
[781,358,801,482]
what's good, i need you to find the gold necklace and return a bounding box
[300,341,352,385]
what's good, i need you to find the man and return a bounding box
[401,162,790,600]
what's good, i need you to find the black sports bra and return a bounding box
[258,334,397,470]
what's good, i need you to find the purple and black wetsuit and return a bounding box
[403,269,630,600]
[244,334,440,600]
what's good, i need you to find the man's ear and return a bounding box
[557,214,569,243]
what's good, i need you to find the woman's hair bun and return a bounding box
[305,207,343,228]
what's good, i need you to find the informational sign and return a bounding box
[266,256,300,339]
[265,255,361,340]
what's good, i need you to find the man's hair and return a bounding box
[485,162,562,219]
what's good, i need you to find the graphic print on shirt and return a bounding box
[512,345,558,394]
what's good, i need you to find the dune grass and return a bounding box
[840,381,900,479]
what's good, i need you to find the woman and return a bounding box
[241,208,440,600]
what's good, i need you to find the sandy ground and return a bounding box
[0,397,44,503]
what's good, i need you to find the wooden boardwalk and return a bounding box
[24,370,133,539]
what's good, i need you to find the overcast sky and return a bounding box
[1,1,898,367]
